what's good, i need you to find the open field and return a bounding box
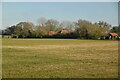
[2,39,118,78]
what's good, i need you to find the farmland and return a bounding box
[2,39,118,78]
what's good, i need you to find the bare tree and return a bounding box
[37,17,47,26]
[45,19,59,31]
[60,21,75,31]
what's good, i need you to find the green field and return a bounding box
[2,39,118,78]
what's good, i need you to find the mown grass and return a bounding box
[2,38,118,78]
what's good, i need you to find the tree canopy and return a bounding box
[2,18,118,39]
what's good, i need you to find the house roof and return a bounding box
[60,30,69,33]
[110,33,118,36]
[49,31,57,35]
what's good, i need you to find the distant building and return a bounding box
[59,30,70,34]
[109,33,118,39]
[49,31,57,35]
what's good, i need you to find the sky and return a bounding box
[1,0,119,2]
[1,2,118,29]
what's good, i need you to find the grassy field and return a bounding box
[2,39,118,78]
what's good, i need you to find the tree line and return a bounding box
[2,17,120,39]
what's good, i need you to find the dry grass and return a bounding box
[2,39,118,78]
